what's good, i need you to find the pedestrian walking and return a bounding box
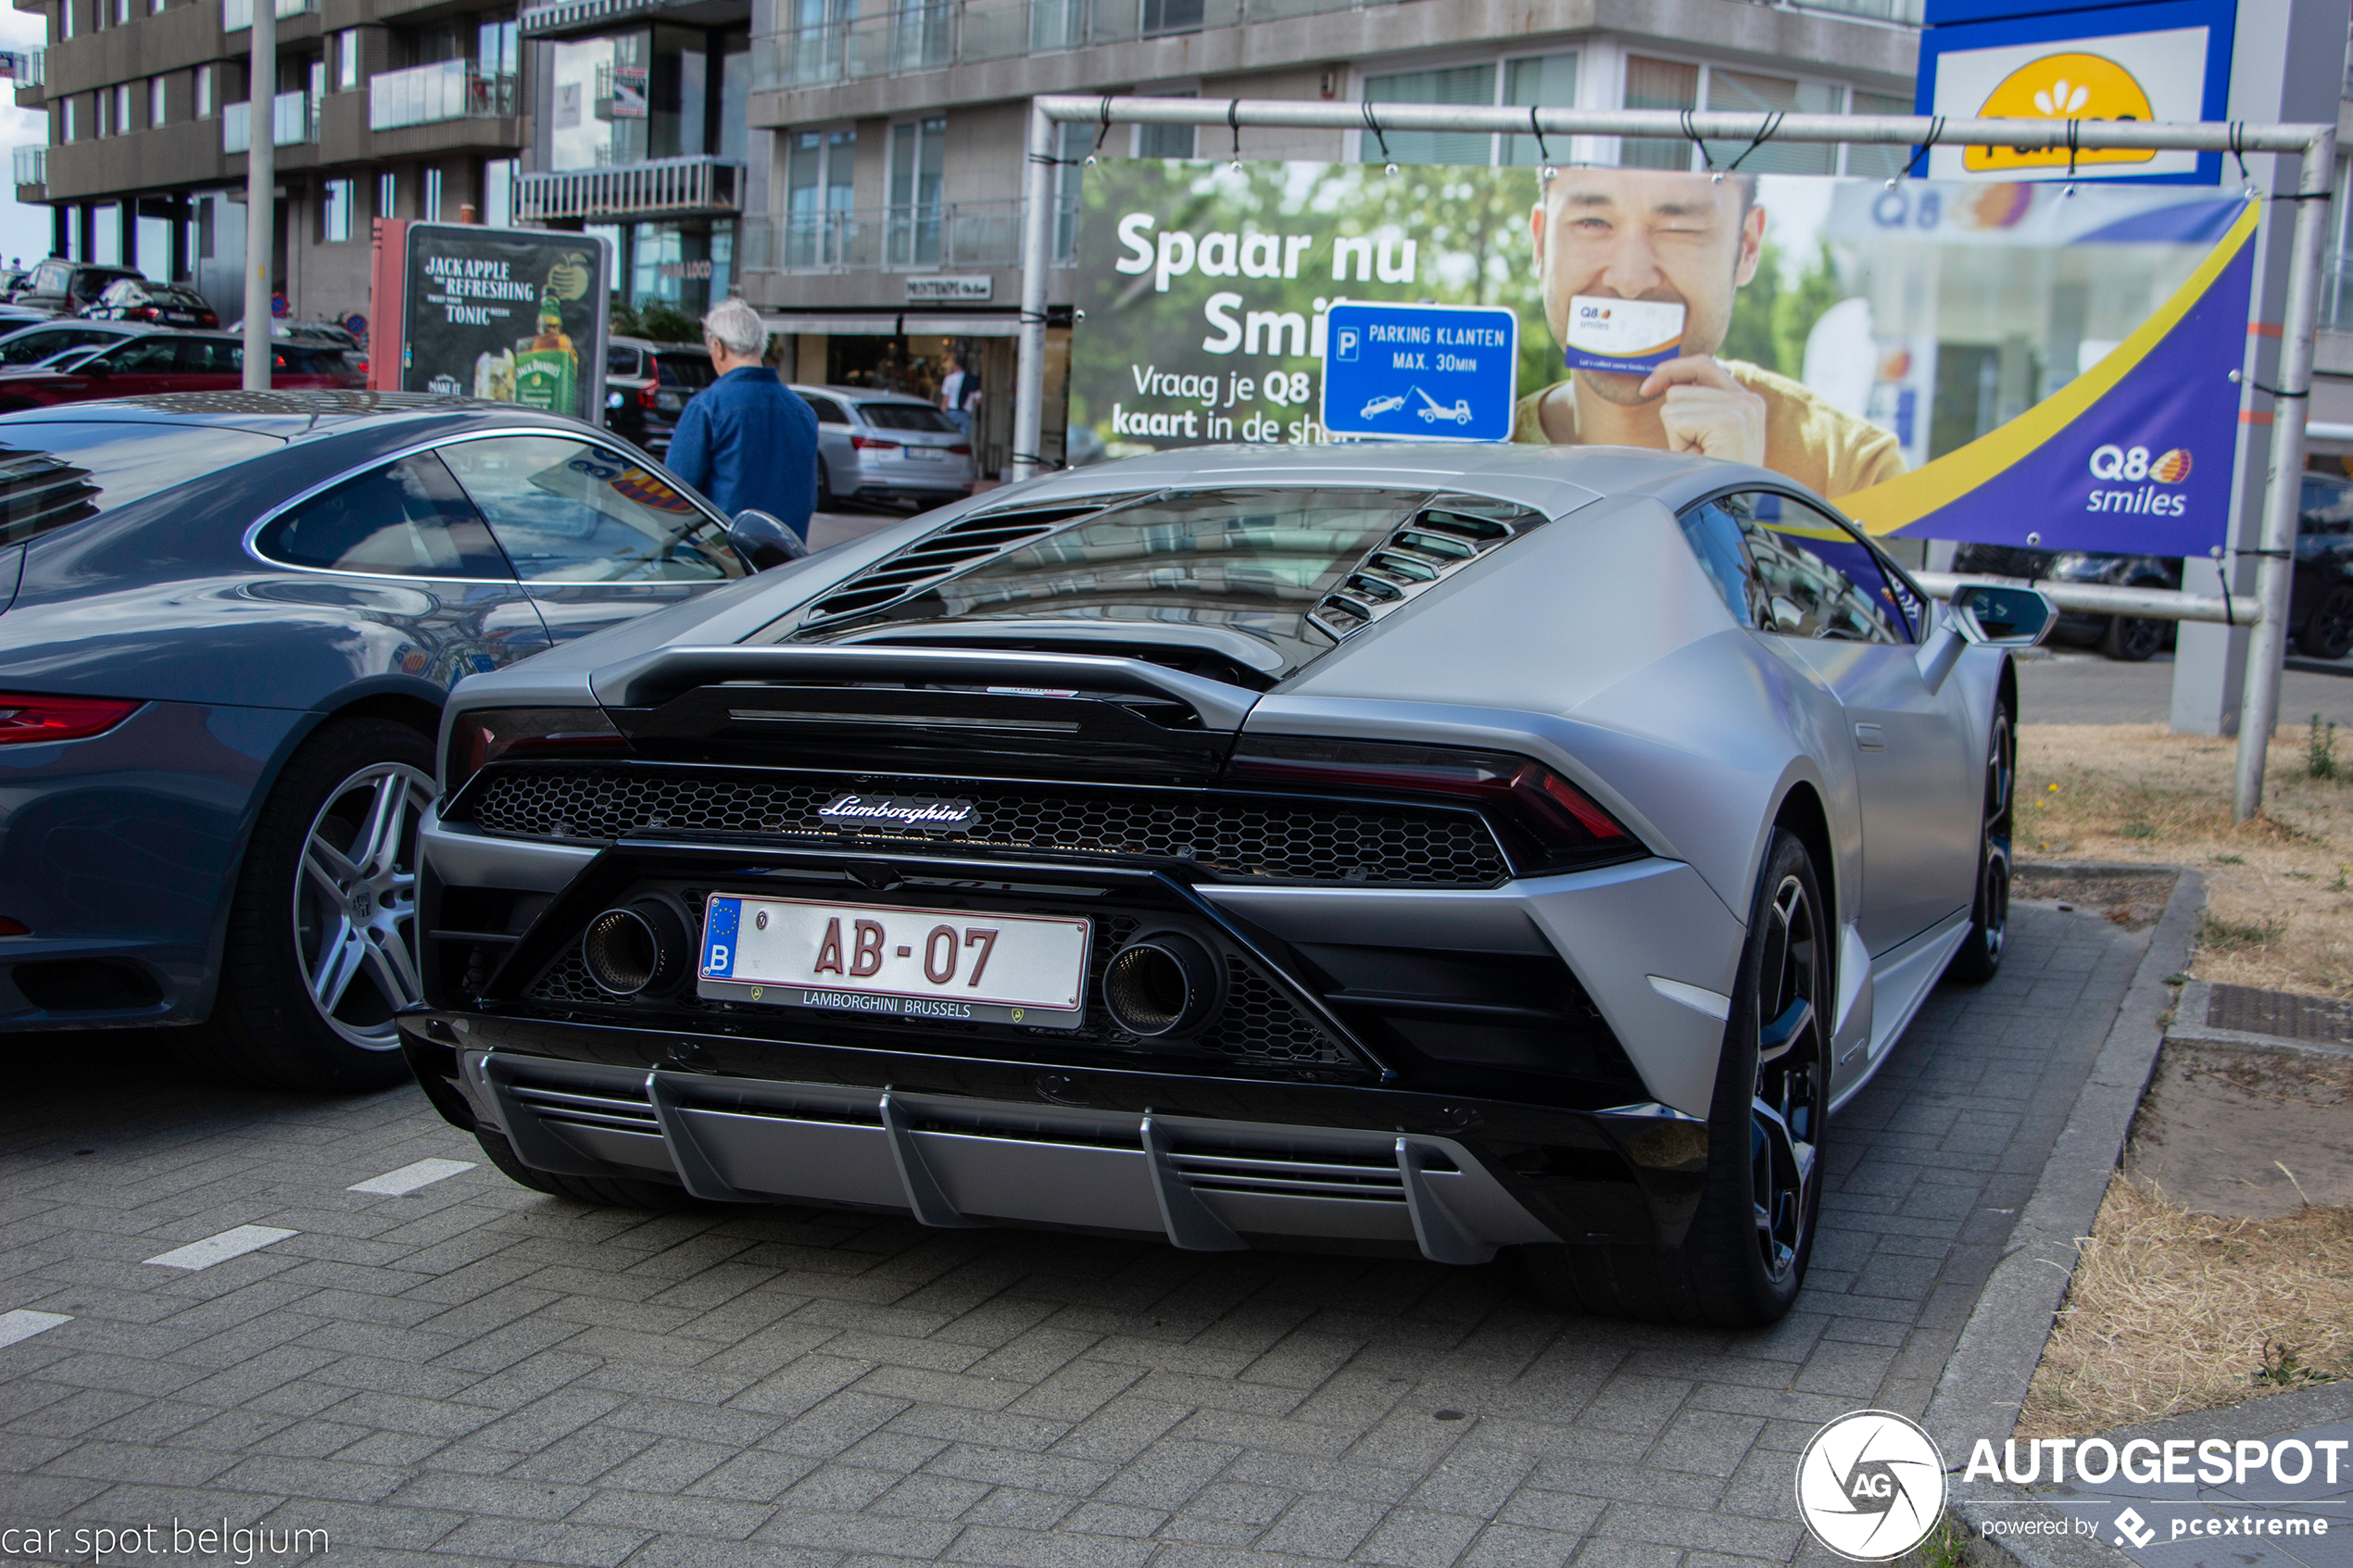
[665,296,819,541]
[938,354,978,437]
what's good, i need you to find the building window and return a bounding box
[479,19,518,82]
[1503,52,1577,165]
[115,82,133,133]
[195,63,212,117]
[112,0,128,25]
[1135,91,1196,160]
[1845,91,1910,179]
[337,30,359,90]
[59,0,73,40]
[1051,119,1086,263]
[1363,64,1498,168]
[422,166,442,221]
[1620,56,1699,169]
[198,194,214,258]
[784,124,855,266]
[886,116,943,266]
[321,177,353,241]
[1703,69,1836,174]
[149,75,166,127]
[94,86,110,136]
[378,169,396,218]
[59,97,75,142]
[484,157,515,227]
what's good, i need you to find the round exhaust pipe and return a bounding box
[1101,931,1221,1037]
[580,898,691,997]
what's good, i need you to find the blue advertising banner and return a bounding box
[1321,302,1517,442]
[1844,199,2257,557]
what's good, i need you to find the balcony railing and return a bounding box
[369,61,517,130]
[222,0,315,30]
[222,91,315,153]
[12,144,44,188]
[519,0,666,37]
[758,0,1920,89]
[5,48,43,89]
[514,155,738,220]
[741,199,1022,272]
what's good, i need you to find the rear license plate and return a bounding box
[698,895,1089,1029]
[904,445,945,460]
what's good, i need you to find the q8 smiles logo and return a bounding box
[2086,443,2193,519]
[1795,1411,1948,1561]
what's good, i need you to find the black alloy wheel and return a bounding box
[2101,611,2167,661]
[1946,703,2015,985]
[2298,582,2353,660]
[1749,866,1826,1288]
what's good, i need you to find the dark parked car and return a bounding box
[1953,470,2353,662]
[0,319,146,367]
[82,278,220,328]
[0,392,797,1090]
[13,258,143,317]
[1948,543,2182,661]
[604,337,715,457]
[0,332,362,410]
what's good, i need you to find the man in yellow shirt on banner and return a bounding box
[1515,165,1904,502]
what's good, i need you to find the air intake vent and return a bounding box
[802,501,1135,623]
[1309,500,1546,643]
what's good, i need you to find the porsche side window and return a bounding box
[438,435,746,584]
[1715,492,1906,645]
[258,452,514,579]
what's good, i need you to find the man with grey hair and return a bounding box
[664,296,819,540]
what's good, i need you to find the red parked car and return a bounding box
[0,330,361,410]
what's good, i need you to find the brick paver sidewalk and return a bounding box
[0,901,2142,1568]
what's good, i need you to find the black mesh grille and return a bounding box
[470,766,1506,887]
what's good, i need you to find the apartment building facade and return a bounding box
[12,0,525,325]
[735,0,1923,475]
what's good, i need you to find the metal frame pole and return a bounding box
[2234,126,2338,821]
[241,0,274,391]
[1010,96,1054,483]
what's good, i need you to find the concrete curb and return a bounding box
[2167,980,2353,1062]
[1921,865,2207,1568]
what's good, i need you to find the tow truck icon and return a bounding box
[1413,387,1473,424]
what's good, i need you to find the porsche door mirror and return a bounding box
[1951,583,2058,648]
[728,508,808,571]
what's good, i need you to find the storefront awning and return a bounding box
[759,312,1026,338]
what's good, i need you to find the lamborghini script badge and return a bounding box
[816,794,979,833]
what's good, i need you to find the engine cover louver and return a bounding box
[1308,503,1548,642]
[800,499,1143,623]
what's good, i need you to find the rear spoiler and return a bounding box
[588,645,1262,732]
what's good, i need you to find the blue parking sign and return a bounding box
[1321,301,1518,443]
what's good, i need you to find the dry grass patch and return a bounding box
[2020,722,2353,994]
[2019,1174,2353,1436]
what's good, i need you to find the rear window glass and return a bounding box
[799,394,849,423]
[276,346,351,374]
[608,345,643,377]
[858,402,956,433]
[0,420,281,544]
[657,356,715,388]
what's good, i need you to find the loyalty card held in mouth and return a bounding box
[1564,296,1686,375]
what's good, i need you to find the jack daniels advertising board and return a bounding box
[375,222,610,426]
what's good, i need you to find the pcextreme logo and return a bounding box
[1796,1411,1948,1561]
[2087,443,2192,516]
[1964,52,2158,171]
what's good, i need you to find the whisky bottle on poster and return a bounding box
[513,292,579,415]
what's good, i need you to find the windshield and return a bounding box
[800,487,1429,676]
[0,420,281,545]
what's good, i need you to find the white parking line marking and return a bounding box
[347,1158,475,1196]
[0,1310,70,1347]
[143,1225,296,1271]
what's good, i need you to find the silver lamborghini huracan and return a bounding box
[400,444,2054,1327]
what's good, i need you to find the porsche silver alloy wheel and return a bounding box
[293,760,433,1049]
[1752,873,1825,1285]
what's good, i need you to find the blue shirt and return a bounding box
[664,365,818,538]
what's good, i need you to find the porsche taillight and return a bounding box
[1227,736,1637,875]
[445,708,627,795]
[0,693,141,745]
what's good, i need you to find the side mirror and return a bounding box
[1950,583,2058,647]
[728,508,808,571]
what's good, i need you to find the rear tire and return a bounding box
[1524,828,1827,1326]
[1944,701,2014,985]
[172,717,434,1092]
[472,1128,703,1210]
[2100,609,2166,661]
